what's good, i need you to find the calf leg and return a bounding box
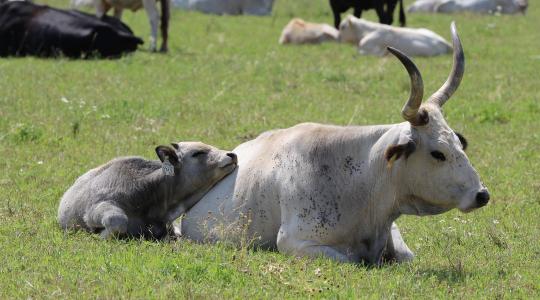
[276,226,353,263]
[142,0,160,51]
[84,202,128,239]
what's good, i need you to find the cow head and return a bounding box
[385,23,489,215]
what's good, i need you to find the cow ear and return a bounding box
[384,132,416,168]
[155,145,180,166]
[455,132,468,151]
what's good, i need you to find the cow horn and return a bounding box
[387,47,425,126]
[427,22,464,108]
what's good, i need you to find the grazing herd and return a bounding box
[0,0,517,265]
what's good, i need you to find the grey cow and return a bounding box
[58,141,237,239]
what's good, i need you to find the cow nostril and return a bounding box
[226,152,237,163]
[475,190,490,207]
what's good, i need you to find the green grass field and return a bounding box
[1,0,539,298]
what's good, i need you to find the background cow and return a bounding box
[72,0,170,52]
[172,0,275,16]
[58,142,237,239]
[339,16,452,56]
[279,18,339,45]
[180,23,489,265]
[329,0,406,29]
[407,0,528,14]
[0,1,143,58]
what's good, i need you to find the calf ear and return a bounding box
[155,145,180,166]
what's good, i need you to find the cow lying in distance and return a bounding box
[407,0,528,14]
[72,0,169,52]
[339,16,452,57]
[172,0,274,16]
[329,0,406,29]
[181,23,490,265]
[0,1,142,58]
[279,19,339,45]
[58,142,237,239]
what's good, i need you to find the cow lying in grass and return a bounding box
[58,142,237,239]
[407,0,528,14]
[339,16,452,57]
[0,1,142,58]
[181,23,490,265]
[279,19,339,45]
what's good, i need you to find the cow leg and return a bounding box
[329,0,341,29]
[84,202,128,239]
[113,7,123,19]
[374,3,389,24]
[142,0,160,51]
[276,226,353,263]
[94,0,108,18]
[353,6,362,18]
[383,222,414,263]
[158,0,170,52]
[385,0,397,25]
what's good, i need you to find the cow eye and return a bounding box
[192,151,207,157]
[430,151,446,161]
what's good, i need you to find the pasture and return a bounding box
[1,0,539,298]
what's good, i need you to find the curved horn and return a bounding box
[387,47,425,126]
[427,22,464,107]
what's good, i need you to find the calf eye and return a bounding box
[192,151,207,157]
[430,151,446,161]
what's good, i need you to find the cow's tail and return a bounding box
[71,0,94,8]
[398,0,406,27]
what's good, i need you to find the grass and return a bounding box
[1,0,539,298]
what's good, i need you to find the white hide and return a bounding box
[339,16,452,57]
[172,0,274,15]
[408,0,528,14]
[279,19,339,45]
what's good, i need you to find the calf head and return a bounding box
[156,141,237,194]
[385,23,489,215]
[338,15,368,44]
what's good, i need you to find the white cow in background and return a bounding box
[180,23,490,265]
[172,0,274,15]
[339,16,452,57]
[408,0,528,14]
[279,19,339,45]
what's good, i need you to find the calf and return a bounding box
[279,19,339,45]
[329,0,406,29]
[0,1,142,58]
[58,142,237,239]
[72,0,170,52]
[339,16,452,57]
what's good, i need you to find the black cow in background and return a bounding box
[329,0,406,29]
[0,1,143,58]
